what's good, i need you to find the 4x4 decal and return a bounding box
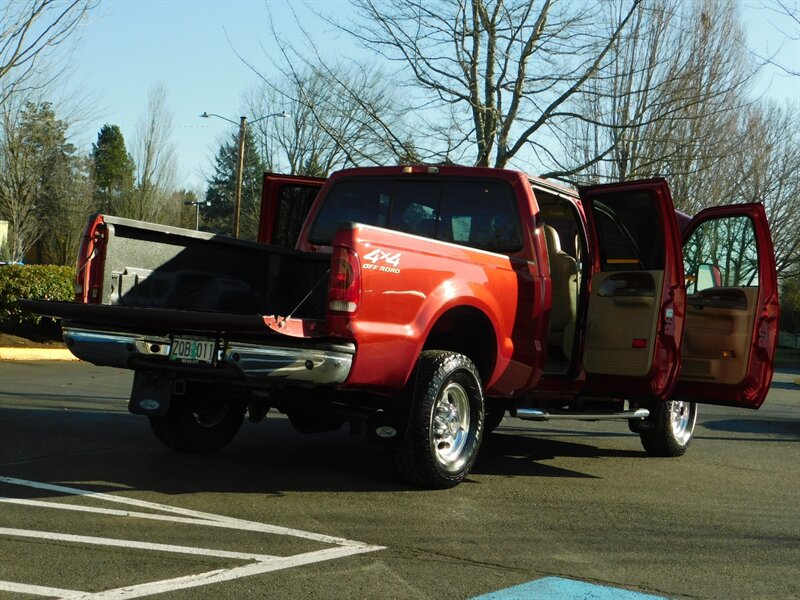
[363,248,402,273]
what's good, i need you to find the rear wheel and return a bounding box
[393,351,484,489]
[483,402,505,434]
[639,400,697,457]
[148,386,245,453]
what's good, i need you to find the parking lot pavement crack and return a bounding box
[0,445,142,467]
[396,545,532,575]
[704,461,799,474]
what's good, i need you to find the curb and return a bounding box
[0,347,77,361]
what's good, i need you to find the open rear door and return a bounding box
[258,173,325,247]
[673,204,778,408]
[578,179,685,400]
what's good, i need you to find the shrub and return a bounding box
[0,264,75,325]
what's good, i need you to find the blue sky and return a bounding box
[63,0,800,192]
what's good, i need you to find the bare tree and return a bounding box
[564,1,755,203]
[124,84,179,223]
[39,154,95,264]
[243,56,412,174]
[729,103,800,280]
[326,0,642,170]
[752,0,800,77]
[0,0,96,104]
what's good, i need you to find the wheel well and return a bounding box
[423,306,497,384]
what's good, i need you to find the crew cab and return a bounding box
[26,165,779,488]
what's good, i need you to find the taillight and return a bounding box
[74,214,106,303]
[328,246,360,313]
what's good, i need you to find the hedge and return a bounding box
[0,264,75,324]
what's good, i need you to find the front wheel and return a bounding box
[393,351,484,489]
[639,400,697,457]
[148,387,245,453]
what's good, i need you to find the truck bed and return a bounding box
[90,215,331,320]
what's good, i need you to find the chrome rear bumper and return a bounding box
[63,327,354,386]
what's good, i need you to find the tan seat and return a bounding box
[544,225,578,358]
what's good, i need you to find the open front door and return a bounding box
[673,204,778,408]
[258,173,325,247]
[579,179,685,400]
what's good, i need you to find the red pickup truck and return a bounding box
[27,165,779,488]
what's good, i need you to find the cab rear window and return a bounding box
[309,178,522,253]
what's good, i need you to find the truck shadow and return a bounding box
[2,406,639,497]
[472,429,642,479]
[698,418,800,440]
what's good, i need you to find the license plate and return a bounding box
[169,337,216,364]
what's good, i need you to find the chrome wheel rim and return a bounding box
[431,381,471,472]
[668,400,695,446]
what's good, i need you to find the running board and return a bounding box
[514,408,650,422]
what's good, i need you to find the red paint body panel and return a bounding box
[327,221,548,396]
[297,166,551,396]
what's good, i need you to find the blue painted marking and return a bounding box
[471,577,669,599]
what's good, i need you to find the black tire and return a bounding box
[639,400,697,457]
[148,388,245,453]
[393,350,484,489]
[483,402,505,434]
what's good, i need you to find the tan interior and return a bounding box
[583,271,663,377]
[544,225,578,358]
[679,287,758,385]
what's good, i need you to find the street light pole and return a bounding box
[200,110,289,239]
[184,199,209,231]
[233,116,247,239]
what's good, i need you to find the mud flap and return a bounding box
[367,387,415,445]
[129,372,173,417]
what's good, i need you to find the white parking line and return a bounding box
[0,477,385,598]
[0,476,362,545]
[0,581,84,597]
[0,527,279,561]
[66,546,383,600]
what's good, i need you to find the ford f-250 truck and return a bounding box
[26,165,779,488]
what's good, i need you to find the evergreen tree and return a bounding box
[91,124,135,213]
[204,131,266,239]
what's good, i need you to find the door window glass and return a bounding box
[309,178,522,252]
[683,215,759,293]
[388,181,440,237]
[309,180,391,244]
[438,181,522,252]
[592,192,664,271]
[272,184,320,248]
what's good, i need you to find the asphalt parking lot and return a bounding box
[1,360,798,599]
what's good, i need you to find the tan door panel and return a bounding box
[679,287,758,385]
[584,271,664,377]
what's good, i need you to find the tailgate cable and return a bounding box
[278,269,331,328]
[76,248,98,276]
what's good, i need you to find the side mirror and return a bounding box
[696,263,722,291]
